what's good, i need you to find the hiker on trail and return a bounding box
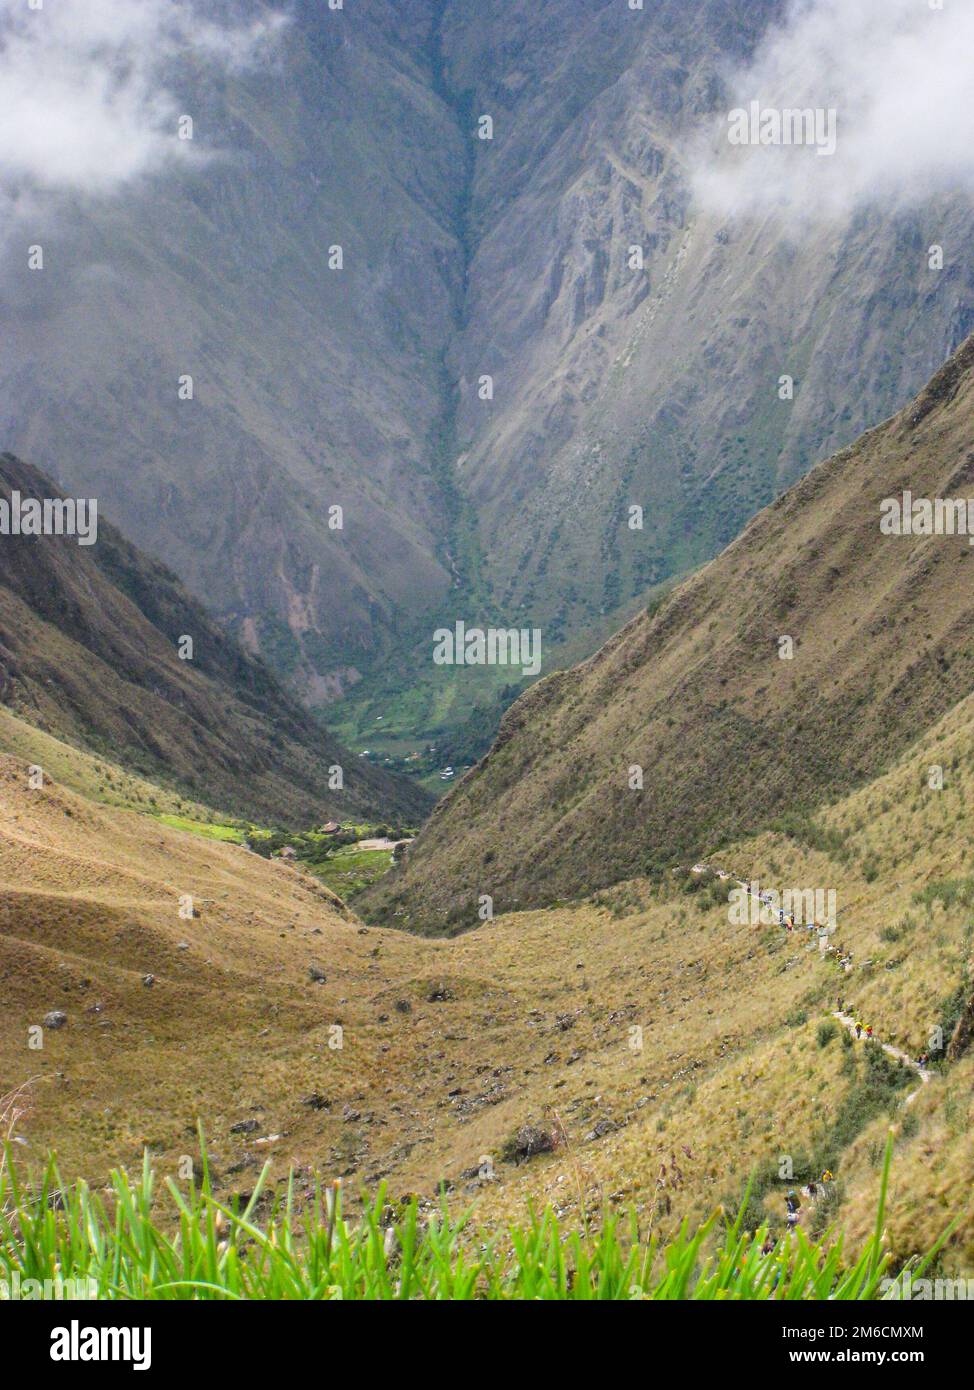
[865,1025,873,1039]
[855,1022,862,1039]
[821,1170,833,1184]
[785,1190,801,1229]
[806,1180,818,1200]
[918,1053,929,1070]
[761,1235,775,1257]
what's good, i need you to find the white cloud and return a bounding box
[0,0,288,196]
[691,0,974,221]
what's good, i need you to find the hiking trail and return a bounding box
[833,1010,930,1105]
[681,866,934,1231]
[695,866,933,1102]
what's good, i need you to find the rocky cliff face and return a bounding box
[438,0,974,642]
[3,0,973,722]
[0,0,463,699]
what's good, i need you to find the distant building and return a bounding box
[279,845,297,860]
[321,822,340,834]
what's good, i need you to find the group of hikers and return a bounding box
[698,864,930,1236]
[723,874,856,971]
[837,1002,875,1042]
[759,1171,836,1244]
[784,1174,835,1230]
[837,998,931,1071]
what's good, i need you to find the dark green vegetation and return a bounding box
[333,669,530,791]
[0,454,430,827]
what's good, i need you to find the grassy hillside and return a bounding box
[0,705,215,822]
[0,454,430,827]
[2,709,974,1273]
[361,335,974,931]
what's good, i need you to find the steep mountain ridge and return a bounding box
[1,0,464,698]
[3,0,973,735]
[0,453,430,825]
[361,335,974,930]
[439,0,974,640]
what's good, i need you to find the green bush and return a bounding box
[0,1135,954,1301]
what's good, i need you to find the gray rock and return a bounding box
[301,1093,330,1111]
[501,1124,556,1165]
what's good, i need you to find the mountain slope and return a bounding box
[361,335,974,931]
[438,0,974,643]
[0,453,430,825]
[3,723,973,1271]
[0,0,466,700]
[3,0,973,730]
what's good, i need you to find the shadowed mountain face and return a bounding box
[2,0,973,720]
[0,0,464,702]
[441,0,974,641]
[0,453,431,825]
[360,337,974,933]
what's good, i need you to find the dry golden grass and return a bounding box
[2,682,973,1268]
[0,706,215,821]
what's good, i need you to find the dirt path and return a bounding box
[710,868,932,1105]
[691,866,934,1228]
[833,1010,930,1105]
